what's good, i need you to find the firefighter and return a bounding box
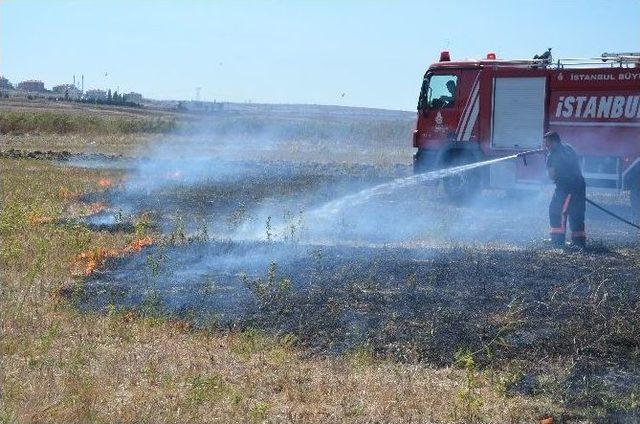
[433,80,457,108]
[544,131,586,248]
[441,80,457,107]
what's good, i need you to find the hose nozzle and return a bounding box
[516,148,545,166]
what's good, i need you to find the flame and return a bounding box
[72,248,116,277]
[98,178,114,188]
[88,202,107,214]
[58,187,79,201]
[127,236,154,252]
[72,236,155,277]
[26,212,53,226]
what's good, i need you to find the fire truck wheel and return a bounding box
[631,185,640,224]
[441,151,481,203]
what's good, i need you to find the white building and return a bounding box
[53,84,82,100]
[83,89,107,102]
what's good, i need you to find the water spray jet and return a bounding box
[306,153,526,219]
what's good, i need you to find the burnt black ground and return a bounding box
[79,239,639,362]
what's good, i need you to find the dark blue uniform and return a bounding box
[546,143,586,247]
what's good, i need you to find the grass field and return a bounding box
[0,159,554,423]
[0,110,176,135]
[1,101,639,423]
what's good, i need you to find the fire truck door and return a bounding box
[491,77,547,149]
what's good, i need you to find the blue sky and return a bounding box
[1,0,638,110]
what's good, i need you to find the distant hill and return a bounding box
[145,99,415,121]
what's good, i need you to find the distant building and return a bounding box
[84,89,107,101]
[17,80,45,92]
[0,76,12,89]
[124,92,143,104]
[53,84,82,100]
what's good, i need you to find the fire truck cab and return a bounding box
[413,51,640,221]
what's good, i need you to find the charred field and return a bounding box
[2,104,640,423]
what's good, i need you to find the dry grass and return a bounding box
[0,158,554,423]
[1,133,158,156]
[0,100,414,162]
[0,102,175,156]
[0,110,176,136]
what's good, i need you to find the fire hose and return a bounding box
[516,149,640,231]
[585,198,640,230]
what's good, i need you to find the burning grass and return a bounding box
[97,178,114,188]
[71,236,154,276]
[86,201,107,214]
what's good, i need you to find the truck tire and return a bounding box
[632,185,640,224]
[441,151,481,203]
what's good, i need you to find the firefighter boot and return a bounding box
[550,232,565,248]
[570,232,586,250]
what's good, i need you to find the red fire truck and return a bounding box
[413,50,640,220]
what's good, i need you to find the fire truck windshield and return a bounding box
[418,74,458,110]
